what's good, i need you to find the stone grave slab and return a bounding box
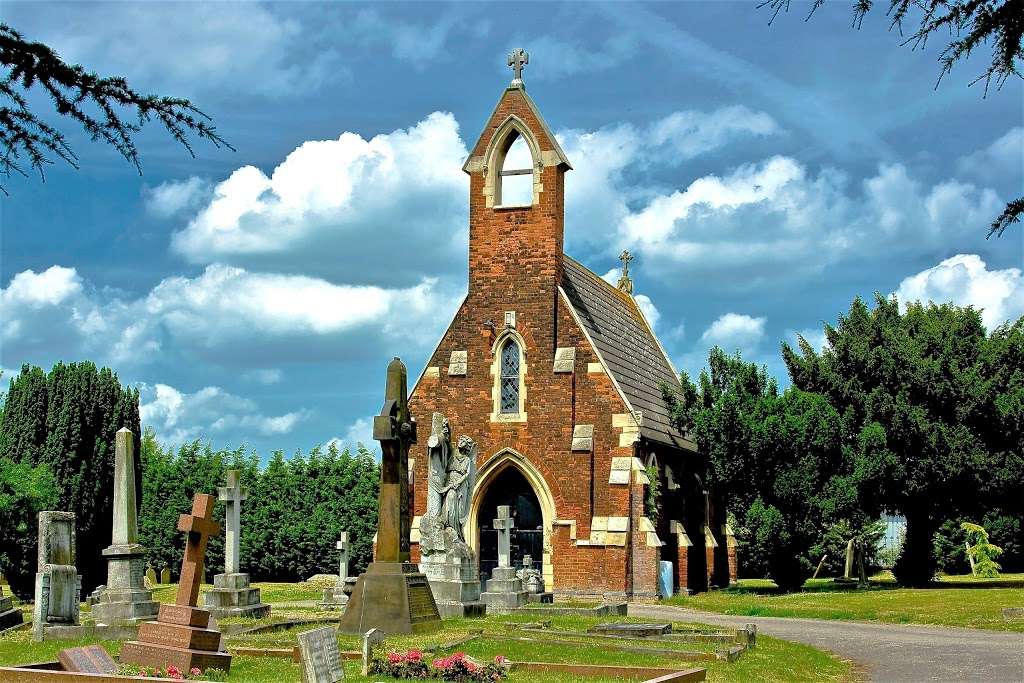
[33,511,81,640]
[297,626,345,682]
[360,628,384,676]
[161,568,171,585]
[58,645,117,674]
[590,622,672,638]
[0,584,24,631]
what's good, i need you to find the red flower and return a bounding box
[190,668,202,676]
[407,649,422,661]
[495,655,508,664]
[387,651,403,664]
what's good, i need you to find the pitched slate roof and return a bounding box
[561,256,695,451]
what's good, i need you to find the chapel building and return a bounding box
[408,56,736,599]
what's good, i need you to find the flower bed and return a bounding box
[116,664,226,680]
[371,650,509,681]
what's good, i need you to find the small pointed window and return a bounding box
[497,133,533,207]
[500,340,521,413]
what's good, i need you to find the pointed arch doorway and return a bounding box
[468,449,555,588]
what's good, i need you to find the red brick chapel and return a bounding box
[408,53,736,599]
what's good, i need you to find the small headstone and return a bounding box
[297,626,344,682]
[1003,607,1024,621]
[146,567,157,585]
[58,645,117,674]
[161,567,171,584]
[361,628,385,676]
[480,505,528,612]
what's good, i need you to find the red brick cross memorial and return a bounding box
[120,492,232,673]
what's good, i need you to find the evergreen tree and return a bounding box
[0,458,57,598]
[784,296,1023,585]
[0,362,140,594]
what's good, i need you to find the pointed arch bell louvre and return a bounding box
[497,134,533,207]
[500,340,520,413]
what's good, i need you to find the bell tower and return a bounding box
[463,49,572,296]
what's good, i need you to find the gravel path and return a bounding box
[630,603,1024,682]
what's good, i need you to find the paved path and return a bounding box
[630,604,1024,682]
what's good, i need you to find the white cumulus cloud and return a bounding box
[144,177,211,219]
[140,382,308,445]
[700,313,767,353]
[895,254,1024,331]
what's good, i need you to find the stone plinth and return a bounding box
[202,573,270,619]
[480,566,528,613]
[0,588,23,631]
[120,604,231,672]
[337,561,441,635]
[420,554,485,618]
[92,544,159,626]
[33,511,81,641]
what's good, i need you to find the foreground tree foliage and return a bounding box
[0,458,57,597]
[0,22,230,191]
[0,362,139,596]
[761,0,1024,237]
[665,348,872,590]
[784,296,1024,586]
[139,431,380,582]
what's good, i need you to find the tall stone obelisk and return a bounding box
[92,428,160,626]
[338,357,441,635]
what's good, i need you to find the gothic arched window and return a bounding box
[495,132,534,207]
[500,339,521,414]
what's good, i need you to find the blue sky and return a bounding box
[2,1,1021,458]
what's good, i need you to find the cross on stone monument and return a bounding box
[176,494,220,607]
[494,505,515,569]
[508,48,529,84]
[336,532,349,582]
[218,470,248,575]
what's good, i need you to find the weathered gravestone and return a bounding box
[297,625,345,682]
[161,568,171,585]
[360,628,385,676]
[33,511,81,641]
[202,470,270,619]
[338,358,440,635]
[0,582,23,631]
[418,412,485,618]
[480,505,528,612]
[120,493,232,673]
[146,567,157,587]
[93,428,161,626]
[59,645,118,674]
[320,532,350,610]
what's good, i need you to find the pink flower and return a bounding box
[387,652,402,664]
[407,649,422,661]
[190,668,202,676]
[495,655,508,664]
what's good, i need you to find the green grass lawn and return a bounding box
[663,573,1024,631]
[0,606,855,681]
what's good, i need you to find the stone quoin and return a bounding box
[408,49,736,599]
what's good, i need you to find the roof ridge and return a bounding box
[563,254,639,311]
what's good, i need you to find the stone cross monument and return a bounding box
[32,511,80,640]
[320,531,350,610]
[339,357,440,635]
[202,470,270,619]
[92,428,160,626]
[418,412,484,618]
[120,493,232,673]
[480,506,528,613]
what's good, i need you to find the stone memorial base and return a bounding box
[480,567,528,613]
[319,585,349,610]
[420,556,485,619]
[120,603,232,673]
[92,544,160,626]
[526,592,554,603]
[338,561,441,635]
[202,573,270,619]
[0,593,23,631]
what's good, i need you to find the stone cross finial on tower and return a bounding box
[218,470,248,575]
[617,250,634,294]
[508,48,529,85]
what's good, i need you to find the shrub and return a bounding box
[933,519,970,575]
[961,521,1003,578]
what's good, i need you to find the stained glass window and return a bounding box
[500,340,520,414]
